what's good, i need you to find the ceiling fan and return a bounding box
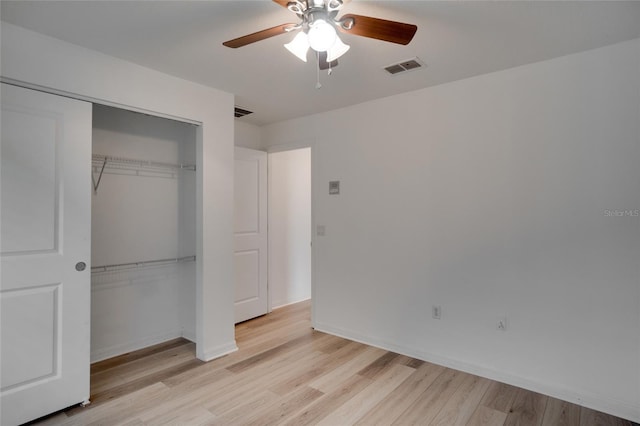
[223,0,418,70]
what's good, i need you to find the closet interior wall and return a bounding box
[91,104,196,362]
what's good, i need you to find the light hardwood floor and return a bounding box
[32,300,635,426]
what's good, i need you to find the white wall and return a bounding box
[268,148,312,308]
[235,121,262,150]
[1,22,237,361]
[263,39,640,422]
[90,105,196,361]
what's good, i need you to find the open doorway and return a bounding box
[268,147,312,309]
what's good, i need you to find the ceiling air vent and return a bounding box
[234,106,254,118]
[384,57,425,76]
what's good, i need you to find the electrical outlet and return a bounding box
[497,316,507,331]
[432,305,441,320]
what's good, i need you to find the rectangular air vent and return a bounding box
[234,106,253,118]
[384,57,425,76]
[384,64,406,75]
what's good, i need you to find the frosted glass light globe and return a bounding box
[284,32,310,62]
[327,36,350,62]
[308,19,337,52]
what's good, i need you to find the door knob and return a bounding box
[75,262,86,271]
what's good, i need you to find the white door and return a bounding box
[1,84,92,425]
[234,147,268,323]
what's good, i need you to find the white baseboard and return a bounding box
[90,329,184,363]
[272,297,311,310]
[181,329,196,343]
[314,321,640,424]
[91,329,235,365]
[198,341,238,362]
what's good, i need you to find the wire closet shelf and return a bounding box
[91,255,196,273]
[92,154,196,192]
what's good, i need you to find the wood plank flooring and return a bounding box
[31,300,636,425]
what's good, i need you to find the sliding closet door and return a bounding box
[234,147,268,323]
[0,84,91,425]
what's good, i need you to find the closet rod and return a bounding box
[91,255,196,273]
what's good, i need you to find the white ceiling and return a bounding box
[2,1,640,126]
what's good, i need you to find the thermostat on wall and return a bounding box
[329,181,340,195]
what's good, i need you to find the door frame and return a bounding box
[265,141,315,326]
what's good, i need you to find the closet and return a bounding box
[90,104,196,362]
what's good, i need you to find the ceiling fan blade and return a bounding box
[223,24,297,48]
[272,0,290,8]
[338,14,417,45]
[318,52,338,70]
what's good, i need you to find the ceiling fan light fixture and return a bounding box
[223,0,418,78]
[284,31,310,62]
[307,19,337,52]
[326,36,349,62]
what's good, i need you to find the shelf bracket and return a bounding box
[92,156,108,193]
